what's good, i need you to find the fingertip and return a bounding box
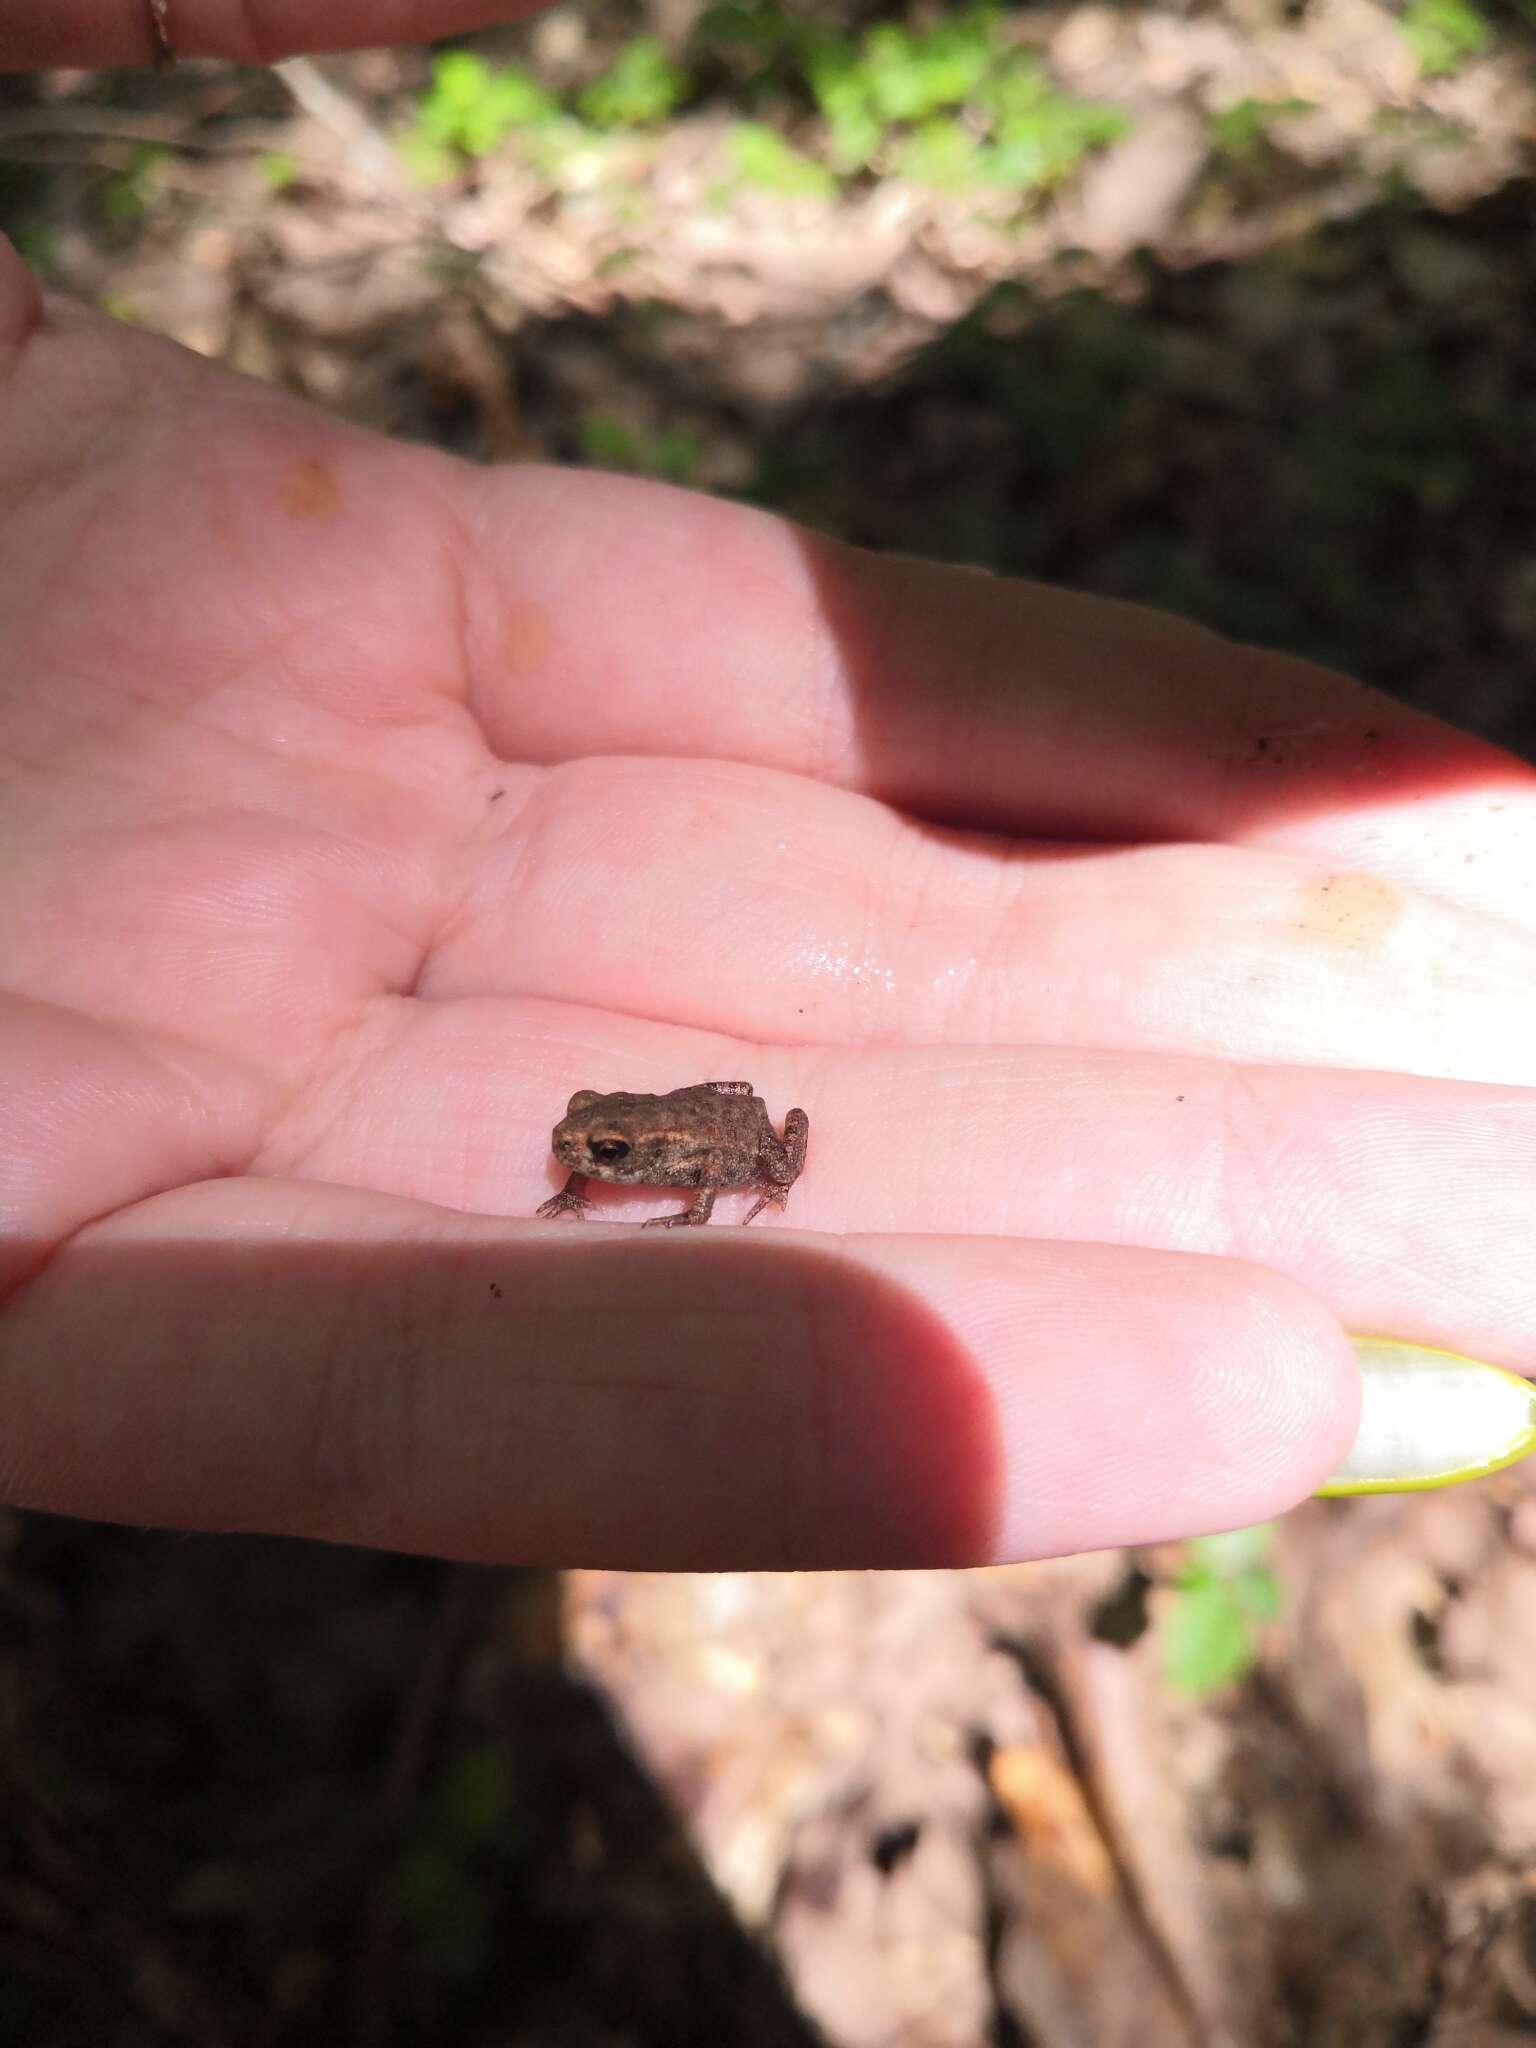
[1173,1259,1364,1504]
[971,1246,1363,1559]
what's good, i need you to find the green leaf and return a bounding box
[400,129,459,185]
[726,121,837,196]
[578,36,687,129]
[433,1743,514,1850]
[388,1843,494,1980]
[974,50,1048,122]
[1209,96,1314,157]
[652,426,705,484]
[698,2,807,58]
[1162,1582,1255,1694]
[96,141,169,228]
[984,94,1127,190]
[1233,1568,1283,1623]
[579,414,704,483]
[862,15,994,124]
[11,224,55,278]
[807,41,884,170]
[893,117,983,189]
[1398,0,1491,76]
[414,50,557,161]
[580,414,644,469]
[826,102,885,171]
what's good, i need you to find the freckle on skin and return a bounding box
[280,460,339,521]
[1293,871,1402,951]
[501,600,553,675]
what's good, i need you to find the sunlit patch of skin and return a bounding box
[1293,871,1403,953]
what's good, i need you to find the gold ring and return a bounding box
[147,0,176,69]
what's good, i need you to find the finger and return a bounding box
[0,0,549,70]
[466,467,1536,922]
[268,998,1536,1372]
[433,755,1536,1084]
[0,988,266,1298]
[6,307,1529,925]
[0,1178,1358,1567]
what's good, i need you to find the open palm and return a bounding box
[4,270,1535,1569]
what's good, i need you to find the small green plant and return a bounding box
[858,14,997,123]
[577,35,687,129]
[1398,0,1491,75]
[980,65,1128,190]
[805,5,999,170]
[891,117,982,189]
[579,412,704,484]
[725,120,837,196]
[404,49,558,180]
[11,223,55,278]
[402,10,1123,197]
[259,149,300,190]
[801,9,1125,189]
[390,1745,524,1983]
[1209,96,1314,158]
[97,142,169,228]
[1161,1525,1280,1695]
[805,40,886,171]
[698,1,806,59]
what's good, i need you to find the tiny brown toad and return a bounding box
[536,1081,810,1228]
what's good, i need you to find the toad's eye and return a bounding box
[589,1137,631,1164]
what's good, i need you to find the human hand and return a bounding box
[2,246,1533,1567]
[0,0,547,71]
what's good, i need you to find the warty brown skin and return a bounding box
[537,1081,810,1228]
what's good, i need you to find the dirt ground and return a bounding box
[3,5,1536,2043]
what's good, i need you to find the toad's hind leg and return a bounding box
[742,1108,810,1225]
[780,1108,809,1179]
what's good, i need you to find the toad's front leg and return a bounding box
[537,1174,593,1221]
[642,1186,718,1228]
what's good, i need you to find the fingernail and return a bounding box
[1318,1337,1536,1496]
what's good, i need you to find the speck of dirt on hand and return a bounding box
[279,458,340,521]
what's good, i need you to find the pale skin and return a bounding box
[2,4,1535,1570]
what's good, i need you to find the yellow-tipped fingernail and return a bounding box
[1318,1337,1536,1496]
